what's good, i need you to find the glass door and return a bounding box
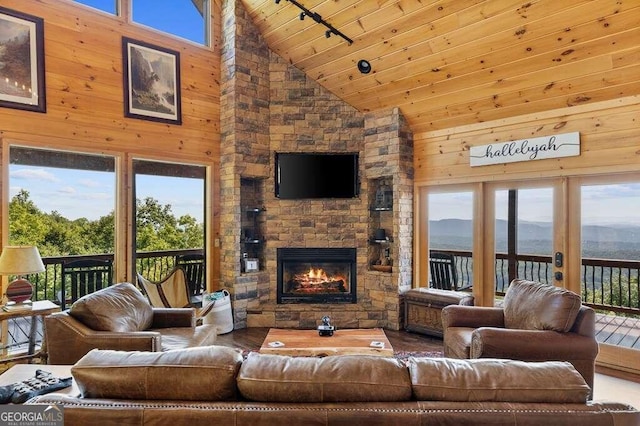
[492,183,559,301]
[576,178,640,374]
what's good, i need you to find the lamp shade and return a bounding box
[0,246,45,275]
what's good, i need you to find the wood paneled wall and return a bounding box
[414,96,640,185]
[0,0,221,286]
[414,95,640,374]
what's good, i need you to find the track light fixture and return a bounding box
[274,0,353,46]
[357,59,371,74]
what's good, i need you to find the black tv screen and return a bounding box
[275,152,359,199]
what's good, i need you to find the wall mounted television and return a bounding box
[275,152,359,199]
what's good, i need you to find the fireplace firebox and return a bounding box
[277,248,357,304]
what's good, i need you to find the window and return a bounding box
[427,191,474,290]
[580,182,640,317]
[494,187,554,292]
[133,160,206,297]
[8,147,116,256]
[73,0,118,15]
[8,146,116,302]
[132,0,210,46]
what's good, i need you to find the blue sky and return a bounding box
[429,185,640,226]
[76,0,206,45]
[9,165,204,222]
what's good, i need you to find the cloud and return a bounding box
[57,186,76,194]
[78,178,101,188]
[10,168,59,182]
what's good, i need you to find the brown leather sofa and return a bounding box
[442,279,599,397]
[44,282,217,364]
[28,346,639,425]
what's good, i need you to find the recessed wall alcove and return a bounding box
[219,0,413,331]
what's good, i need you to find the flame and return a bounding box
[307,268,329,281]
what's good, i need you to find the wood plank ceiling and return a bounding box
[240,0,640,134]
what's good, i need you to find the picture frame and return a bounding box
[122,37,181,124]
[0,7,46,113]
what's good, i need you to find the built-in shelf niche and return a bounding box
[368,176,394,273]
[240,177,266,273]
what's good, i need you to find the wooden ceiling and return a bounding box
[240,0,640,134]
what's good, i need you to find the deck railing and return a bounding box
[25,249,204,305]
[431,249,640,316]
[20,248,640,315]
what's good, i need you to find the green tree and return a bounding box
[135,197,203,251]
[9,191,202,256]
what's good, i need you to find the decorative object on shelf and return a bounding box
[317,315,335,337]
[243,257,260,273]
[0,7,46,113]
[122,37,181,125]
[374,228,386,241]
[0,245,45,304]
[373,180,393,210]
[274,0,353,46]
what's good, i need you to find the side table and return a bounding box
[404,288,474,337]
[0,301,61,363]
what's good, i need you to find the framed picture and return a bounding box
[0,7,46,113]
[122,37,181,124]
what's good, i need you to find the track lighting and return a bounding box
[275,0,353,46]
[357,59,371,74]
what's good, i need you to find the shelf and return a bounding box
[371,206,392,212]
[242,239,263,244]
[369,237,393,244]
[245,207,265,213]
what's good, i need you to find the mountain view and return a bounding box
[430,219,640,261]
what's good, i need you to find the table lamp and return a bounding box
[0,246,45,304]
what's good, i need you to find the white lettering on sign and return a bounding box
[469,132,580,167]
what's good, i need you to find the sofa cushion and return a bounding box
[237,353,412,402]
[503,279,581,332]
[72,346,243,401]
[69,282,154,332]
[157,324,218,351]
[409,358,590,403]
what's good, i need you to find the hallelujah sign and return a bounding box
[469,131,580,167]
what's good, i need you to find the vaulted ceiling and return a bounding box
[240,0,640,134]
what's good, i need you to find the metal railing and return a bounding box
[25,249,204,305]
[430,249,640,315]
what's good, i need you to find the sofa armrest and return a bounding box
[442,306,505,329]
[471,328,599,360]
[45,312,162,365]
[151,308,196,328]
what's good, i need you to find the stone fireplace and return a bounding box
[219,0,414,331]
[277,248,357,304]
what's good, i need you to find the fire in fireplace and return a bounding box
[277,248,357,304]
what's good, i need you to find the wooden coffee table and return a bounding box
[259,328,394,357]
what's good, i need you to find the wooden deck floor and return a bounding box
[596,313,640,349]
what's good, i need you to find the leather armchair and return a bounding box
[442,279,599,397]
[45,282,217,364]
